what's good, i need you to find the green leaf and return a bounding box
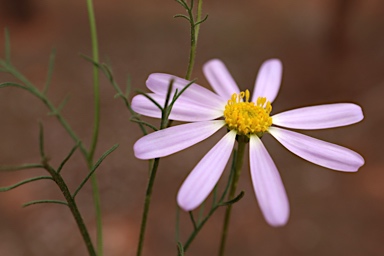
[79,53,101,68]
[0,176,53,192]
[23,199,68,208]
[57,142,80,173]
[0,163,44,172]
[219,191,245,206]
[38,122,45,158]
[0,82,29,90]
[160,79,175,128]
[189,211,197,230]
[195,14,209,26]
[130,117,158,132]
[197,200,205,225]
[219,148,237,202]
[73,144,119,198]
[173,14,191,22]
[169,80,194,107]
[49,94,70,116]
[136,90,163,111]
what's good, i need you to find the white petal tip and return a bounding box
[177,192,199,212]
[268,219,289,227]
[265,58,282,66]
[203,58,221,67]
[177,201,195,212]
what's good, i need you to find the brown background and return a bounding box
[0,0,383,255]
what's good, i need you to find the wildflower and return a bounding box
[132,59,364,226]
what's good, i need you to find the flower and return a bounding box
[132,59,364,226]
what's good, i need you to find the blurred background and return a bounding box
[0,0,383,255]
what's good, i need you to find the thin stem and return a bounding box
[218,137,247,256]
[100,63,147,134]
[1,65,88,156]
[4,72,88,157]
[185,0,203,80]
[46,165,97,256]
[183,203,219,250]
[182,148,239,251]
[86,0,102,255]
[90,174,102,254]
[185,13,196,80]
[137,158,160,256]
[135,80,175,256]
[2,19,103,255]
[86,0,100,161]
[195,0,203,43]
[136,1,205,254]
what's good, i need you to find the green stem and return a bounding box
[218,137,247,256]
[86,0,102,254]
[137,158,160,256]
[45,164,97,256]
[185,0,203,80]
[195,0,203,43]
[136,1,205,254]
[5,70,89,157]
[184,203,219,251]
[90,170,102,255]
[3,64,88,157]
[86,0,100,161]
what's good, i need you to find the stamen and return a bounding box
[224,90,272,136]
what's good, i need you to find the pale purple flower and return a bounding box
[132,59,364,226]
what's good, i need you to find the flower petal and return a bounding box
[249,135,289,227]
[272,103,364,129]
[131,94,223,122]
[268,127,365,172]
[203,59,240,99]
[146,73,226,109]
[134,120,225,159]
[252,59,282,103]
[177,130,237,211]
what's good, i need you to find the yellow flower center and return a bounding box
[224,90,272,136]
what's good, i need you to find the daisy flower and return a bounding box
[132,59,364,226]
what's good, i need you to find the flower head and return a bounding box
[132,59,364,226]
[224,90,272,136]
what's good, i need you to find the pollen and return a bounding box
[224,90,272,136]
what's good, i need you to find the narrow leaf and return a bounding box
[189,211,197,230]
[0,163,44,172]
[169,80,195,106]
[219,149,237,202]
[48,94,70,116]
[0,176,52,192]
[73,144,119,198]
[79,53,101,68]
[195,14,209,26]
[197,201,205,224]
[0,82,29,90]
[173,14,191,22]
[136,90,163,111]
[57,142,80,173]
[38,122,45,158]
[130,117,157,131]
[220,191,245,206]
[23,199,68,208]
